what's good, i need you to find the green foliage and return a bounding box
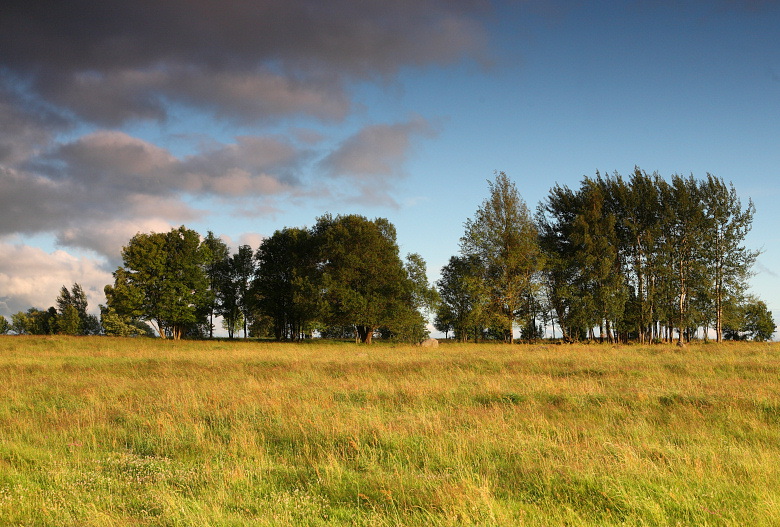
[0,315,8,334]
[202,231,230,338]
[659,174,708,343]
[9,283,105,337]
[96,218,434,344]
[744,301,776,341]
[54,283,95,335]
[698,175,758,341]
[404,252,439,316]
[724,298,776,341]
[215,244,255,339]
[537,169,762,343]
[436,255,489,342]
[460,171,543,342]
[106,226,211,339]
[10,311,30,334]
[221,311,244,336]
[10,307,58,335]
[316,214,425,344]
[380,253,437,343]
[253,227,321,341]
[100,305,154,337]
[57,304,82,335]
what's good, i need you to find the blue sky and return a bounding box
[1,1,778,337]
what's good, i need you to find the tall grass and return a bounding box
[1,336,778,525]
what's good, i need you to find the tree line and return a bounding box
[435,169,774,343]
[2,284,105,337]
[97,215,436,343]
[2,169,774,343]
[4,215,435,342]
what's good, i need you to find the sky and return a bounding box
[1,1,779,338]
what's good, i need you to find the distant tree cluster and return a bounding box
[4,284,102,336]
[101,215,436,343]
[2,169,774,344]
[435,169,775,343]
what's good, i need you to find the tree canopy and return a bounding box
[315,214,426,344]
[536,170,763,343]
[4,168,772,344]
[459,171,543,343]
[105,226,211,340]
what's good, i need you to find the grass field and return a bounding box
[1,336,778,526]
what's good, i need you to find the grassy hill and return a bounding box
[1,336,778,525]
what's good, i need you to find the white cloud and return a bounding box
[0,243,113,317]
[55,218,177,264]
[219,232,267,253]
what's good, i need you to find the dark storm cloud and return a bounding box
[0,86,70,164]
[1,0,489,125]
[0,130,312,259]
[40,131,306,197]
[0,0,490,263]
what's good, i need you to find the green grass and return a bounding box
[1,336,779,525]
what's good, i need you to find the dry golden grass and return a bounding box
[1,336,778,525]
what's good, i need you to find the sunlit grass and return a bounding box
[1,336,779,525]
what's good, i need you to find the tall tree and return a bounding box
[55,283,99,335]
[106,226,210,340]
[404,253,440,320]
[215,256,242,339]
[316,214,416,344]
[538,178,627,341]
[202,231,230,338]
[537,170,762,343]
[233,245,255,338]
[103,268,146,336]
[216,245,256,339]
[436,255,489,342]
[742,300,776,342]
[382,253,436,343]
[699,175,758,342]
[606,169,664,342]
[570,179,627,342]
[724,298,776,342]
[10,311,30,334]
[536,183,582,341]
[461,172,542,343]
[660,175,707,344]
[253,227,320,341]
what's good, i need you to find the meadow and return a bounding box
[0,336,778,526]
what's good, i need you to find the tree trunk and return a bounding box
[356,325,373,344]
[152,319,166,339]
[508,316,514,344]
[635,243,646,344]
[677,257,686,346]
[715,259,723,342]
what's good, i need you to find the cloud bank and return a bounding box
[1,0,488,126]
[0,1,487,315]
